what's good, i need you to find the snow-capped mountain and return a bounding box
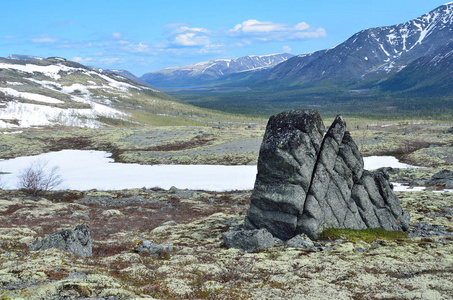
[378,41,453,95]
[140,53,294,87]
[0,57,182,129]
[261,2,453,86]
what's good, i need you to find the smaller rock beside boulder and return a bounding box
[426,170,453,188]
[222,228,282,252]
[30,224,92,257]
[284,234,314,249]
[132,239,183,255]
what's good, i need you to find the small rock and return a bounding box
[132,239,182,255]
[285,234,314,249]
[446,127,453,134]
[222,228,281,252]
[30,224,92,257]
[70,211,90,220]
[101,209,123,218]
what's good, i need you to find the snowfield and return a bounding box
[0,101,125,128]
[0,151,423,191]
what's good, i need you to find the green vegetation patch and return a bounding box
[318,227,408,243]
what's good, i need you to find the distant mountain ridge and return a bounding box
[140,53,294,87]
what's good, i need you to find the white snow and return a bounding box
[0,87,64,104]
[0,152,425,191]
[0,101,123,128]
[0,150,258,191]
[0,63,84,80]
[363,156,420,170]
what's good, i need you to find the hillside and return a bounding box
[377,41,453,96]
[0,57,247,129]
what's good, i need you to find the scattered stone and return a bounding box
[285,234,314,249]
[161,220,178,226]
[30,224,92,257]
[101,209,123,217]
[70,211,90,220]
[132,239,183,255]
[242,110,410,241]
[426,170,453,188]
[408,222,453,238]
[222,228,282,252]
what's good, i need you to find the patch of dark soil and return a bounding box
[146,136,216,151]
[40,136,94,151]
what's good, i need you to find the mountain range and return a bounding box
[141,53,294,87]
[138,2,453,118]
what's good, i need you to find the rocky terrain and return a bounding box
[0,116,452,299]
[0,186,451,299]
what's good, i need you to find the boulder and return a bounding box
[426,170,453,188]
[222,228,282,252]
[30,224,92,257]
[244,109,325,240]
[242,110,410,241]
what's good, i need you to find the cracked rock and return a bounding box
[243,110,410,241]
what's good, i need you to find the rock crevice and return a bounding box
[244,110,410,240]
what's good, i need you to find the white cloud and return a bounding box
[174,32,210,46]
[294,22,310,31]
[72,57,93,64]
[3,35,17,39]
[31,35,57,43]
[233,20,286,34]
[100,57,121,64]
[282,45,292,53]
[112,32,122,39]
[229,19,326,42]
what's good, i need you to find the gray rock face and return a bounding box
[244,109,325,240]
[244,110,410,240]
[30,224,92,257]
[222,228,282,252]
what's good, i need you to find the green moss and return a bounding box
[318,227,408,243]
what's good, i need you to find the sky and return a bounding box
[1,0,451,76]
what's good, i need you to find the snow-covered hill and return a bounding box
[140,53,294,87]
[0,57,180,128]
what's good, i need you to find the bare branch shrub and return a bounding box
[17,160,63,195]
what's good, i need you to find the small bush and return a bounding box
[16,160,63,195]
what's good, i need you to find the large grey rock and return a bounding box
[243,110,410,241]
[30,224,92,257]
[222,228,282,252]
[244,109,325,240]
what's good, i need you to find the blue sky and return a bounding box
[1,0,450,76]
